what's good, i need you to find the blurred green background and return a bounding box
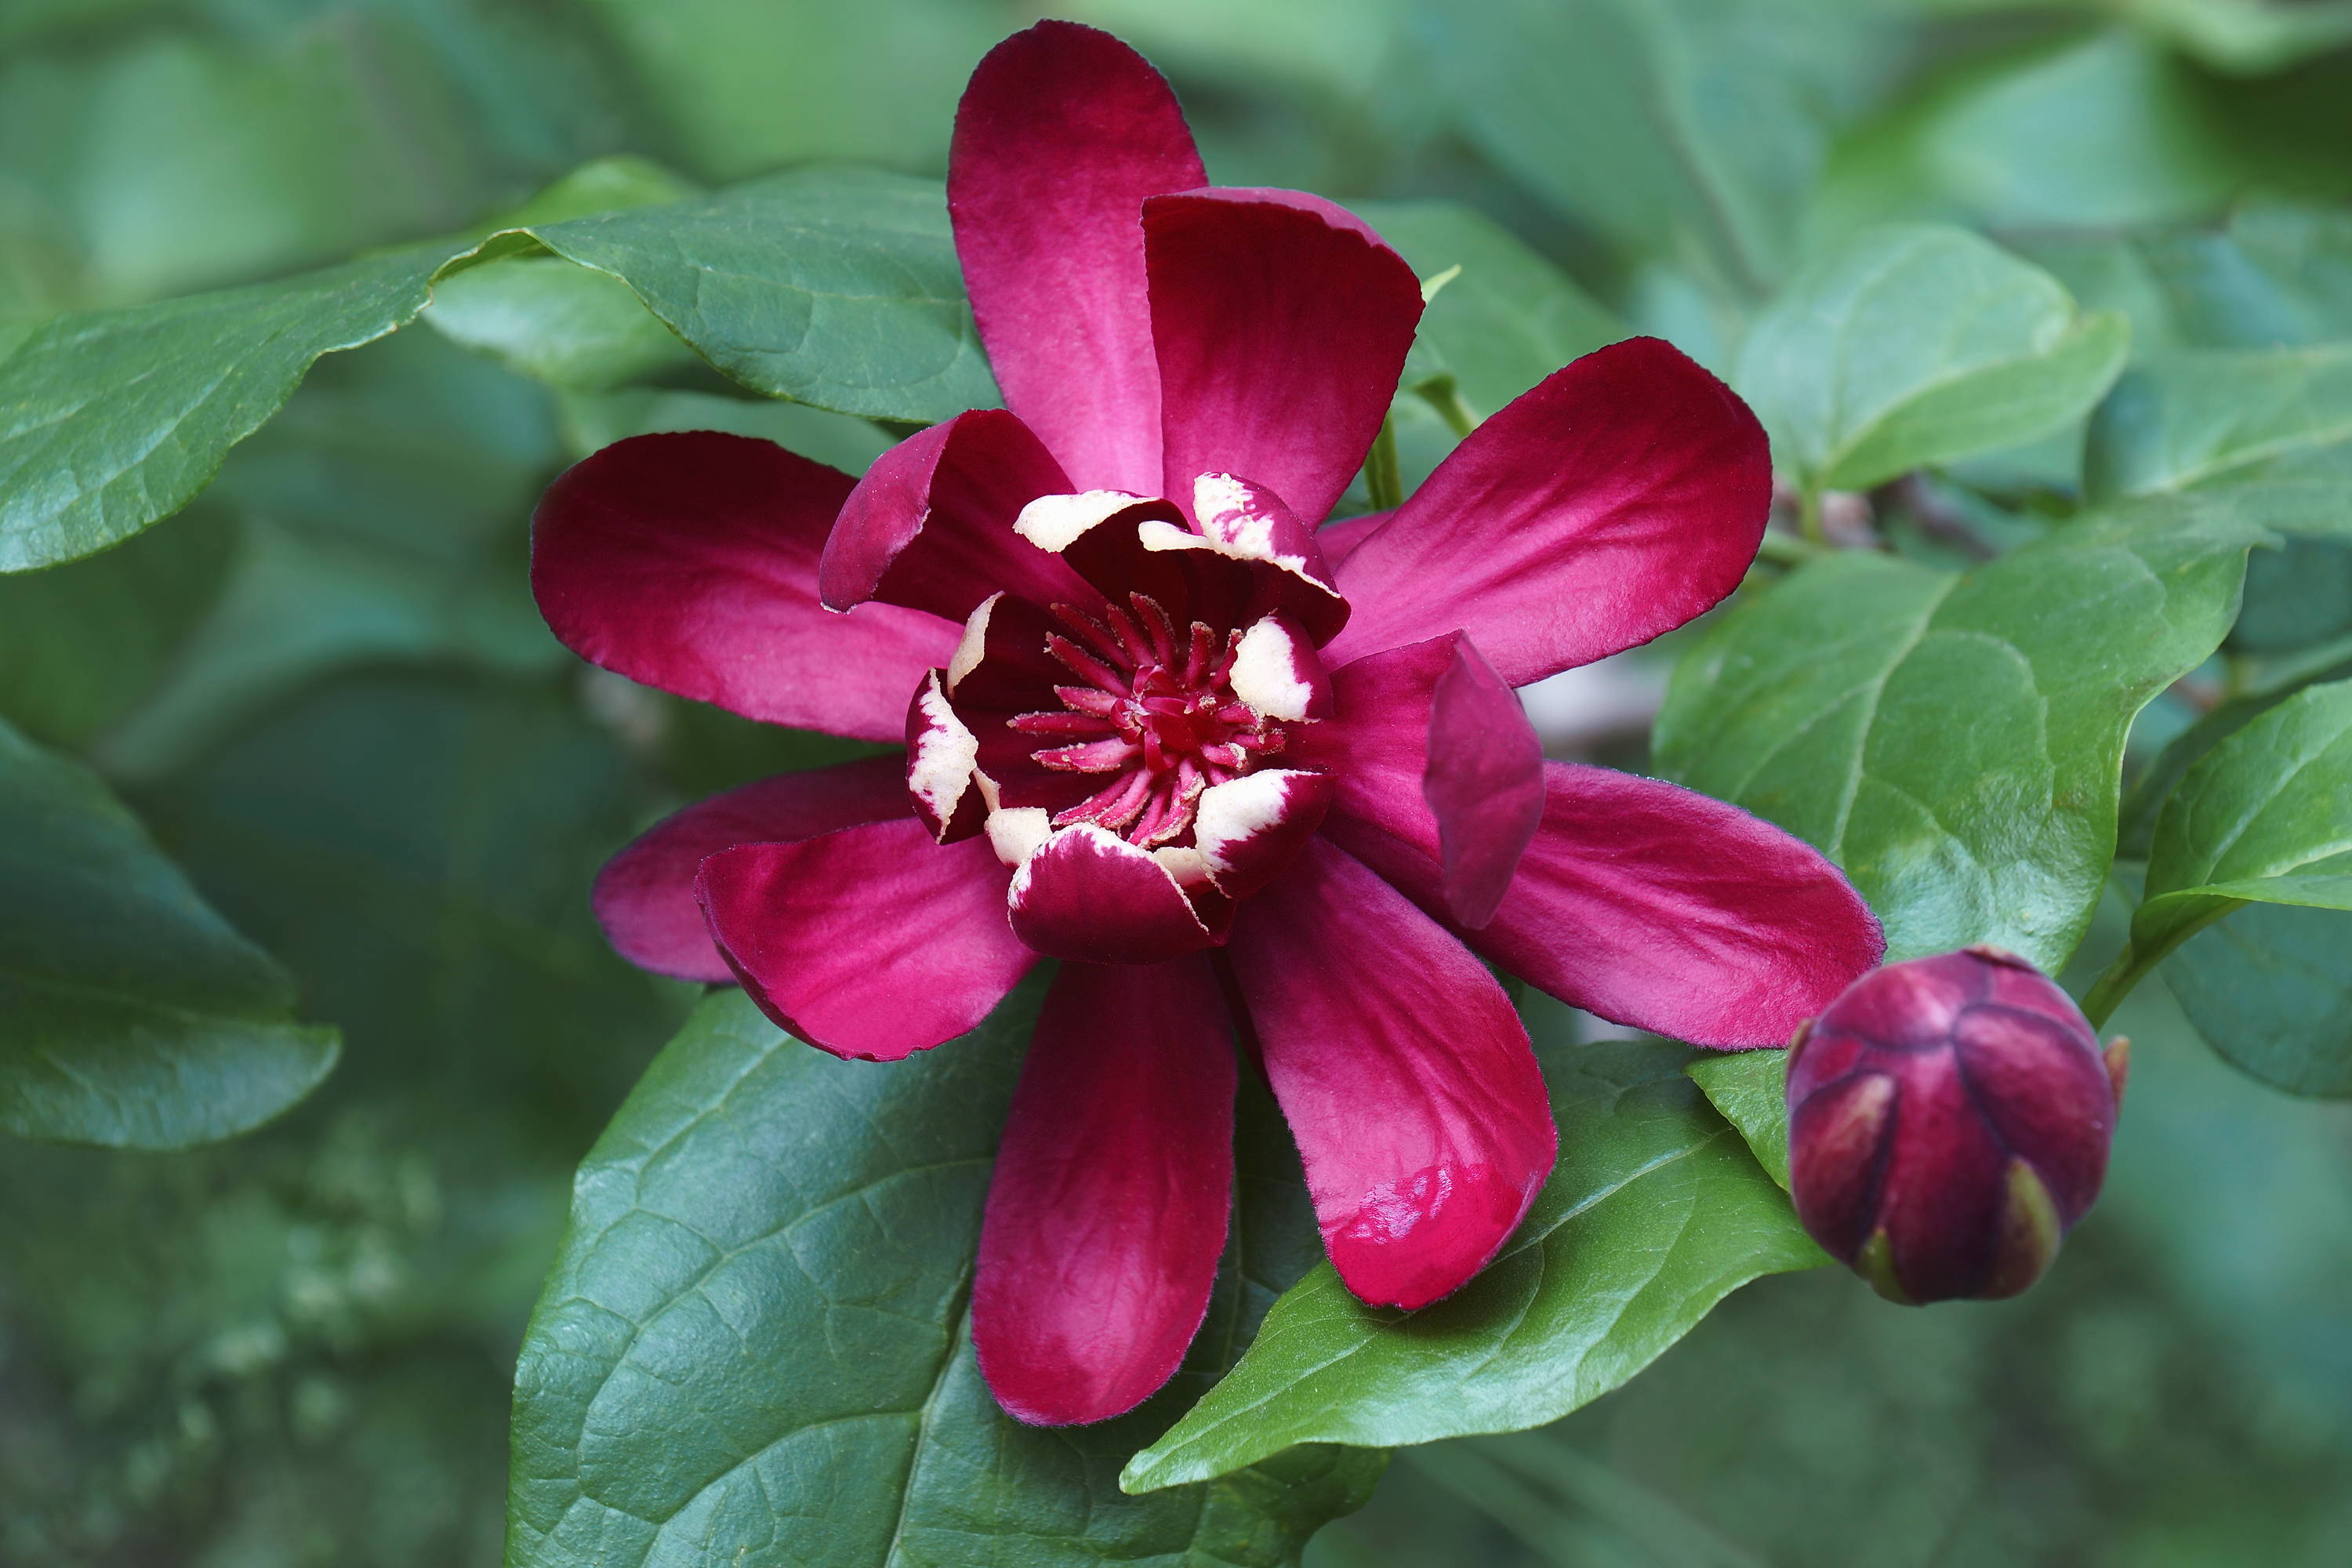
[4,2,2351,1563]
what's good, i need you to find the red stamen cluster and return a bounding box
[1011,593,1284,844]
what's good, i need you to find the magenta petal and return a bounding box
[696,823,1036,1061]
[1229,839,1555,1310]
[1327,337,1772,687]
[1008,825,1230,964]
[1146,189,1423,528]
[974,956,1235,1425]
[533,431,956,742]
[821,410,1087,622]
[1410,762,1882,1047]
[593,757,911,983]
[950,20,1205,495]
[1299,633,1544,930]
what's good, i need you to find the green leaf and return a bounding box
[1426,0,1878,290]
[1734,224,2129,494]
[1654,500,2264,970]
[1123,1040,1820,1494]
[2024,204,2352,358]
[2114,0,2352,76]
[1685,1050,1792,1191]
[554,386,895,474]
[0,716,337,1149]
[1352,200,1627,420]
[442,166,1000,423]
[508,985,1381,1566]
[2086,344,2352,506]
[424,259,701,391]
[0,243,444,572]
[2096,680,2352,1094]
[0,503,234,746]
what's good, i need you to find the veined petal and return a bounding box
[1146,189,1422,529]
[1008,823,1231,964]
[1191,473,1337,591]
[1192,768,1334,898]
[1229,838,1555,1310]
[697,824,1035,1061]
[1327,337,1770,688]
[1296,633,1543,929]
[949,20,1205,495]
[533,431,956,742]
[1336,761,1883,1047]
[592,757,911,983]
[974,956,1235,1425]
[822,409,1084,621]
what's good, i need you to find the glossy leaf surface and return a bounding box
[1736,224,2128,493]
[0,245,444,571]
[2112,680,2352,1095]
[450,166,1000,423]
[1655,503,2262,971]
[0,717,337,1148]
[507,985,1382,1566]
[1123,1040,1820,1493]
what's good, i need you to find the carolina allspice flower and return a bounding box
[1786,946,2129,1305]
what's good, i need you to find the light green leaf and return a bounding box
[2094,680,2352,1094]
[424,259,701,390]
[0,716,337,1149]
[0,243,444,572]
[508,985,1381,1567]
[1654,500,2263,970]
[553,386,895,473]
[1123,1040,1820,1494]
[1352,200,1627,420]
[1736,224,2128,493]
[1686,1050,1792,1191]
[442,165,1000,423]
[2086,343,2352,505]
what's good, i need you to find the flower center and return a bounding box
[1007,593,1286,845]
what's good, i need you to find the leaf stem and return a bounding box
[1754,530,1824,568]
[1364,415,1403,512]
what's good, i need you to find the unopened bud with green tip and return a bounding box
[1786,945,2128,1304]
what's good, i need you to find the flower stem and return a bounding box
[1754,530,1824,568]
[1364,415,1403,512]
[1798,485,1828,546]
[1413,376,1480,440]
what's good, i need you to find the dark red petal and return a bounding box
[1190,768,1335,898]
[821,410,1086,622]
[1327,337,1771,688]
[1298,633,1544,929]
[1955,1005,2115,1225]
[592,757,912,983]
[950,20,1205,495]
[696,824,1034,1061]
[1029,500,1349,646]
[1192,472,1337,590]
[974,956,1235,1425]
[533,431,956,742]
[1007,824,1232,964]
[1229,838,1555,1310]
[1363,762,1883,1048]
[1145,189,1423,529]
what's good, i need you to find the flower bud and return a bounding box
[1786,946,2128,1305]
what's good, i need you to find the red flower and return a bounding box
[1788,946,2127,1304]
[533,21,1882,1425]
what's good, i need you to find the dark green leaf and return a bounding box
[0,244,444,572]
[1123,1040,1820,1493]
[1352,200,1627,420]
[1735,224,2128,494]
[425,260,701,391]
[554,386,895,474]
[0,716,337,1149]
[0,503,233,746]
[2099,680,2352,1094]
[508,985,1381,1566]
[2113,0,2352,77]
[1654,501,2263,970]
[443,166,1000,423]
[2165,902,2352,1099]
[1686,1050,1791,1191]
